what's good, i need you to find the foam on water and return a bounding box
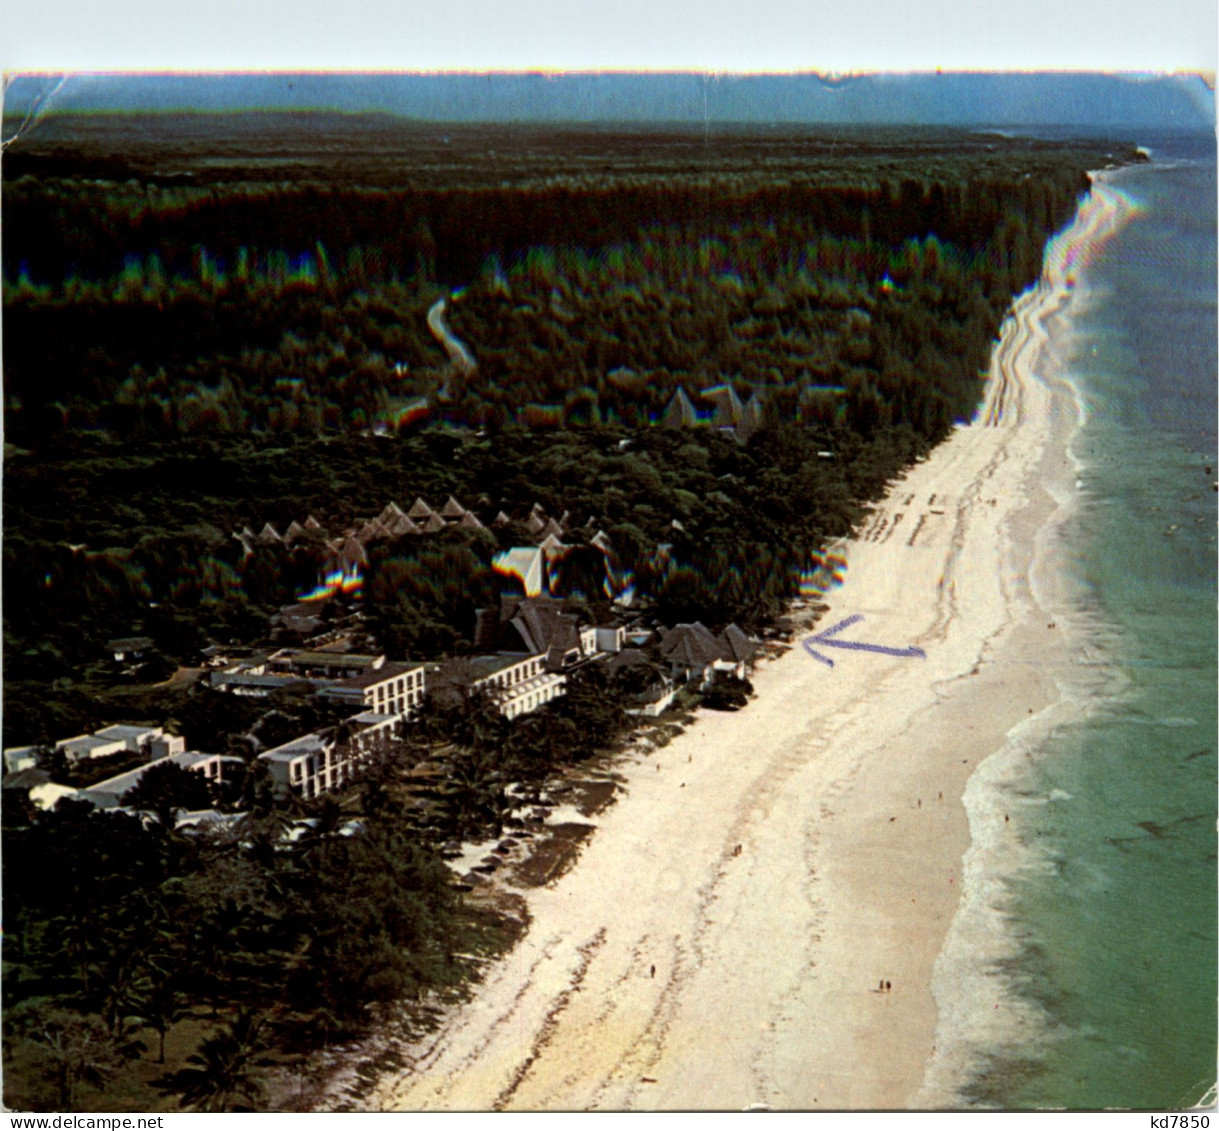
[919,142,1218,1110]
[916,701,1087,1107]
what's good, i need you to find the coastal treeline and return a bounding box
[2,127,1119,448]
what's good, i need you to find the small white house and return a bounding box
[2,769,80,811]
[267,649,386,679]
[107,636,154,662]
[93,725,185,759]
[3,746,41,775]
[595,625,626,654]
[59,734,130,764]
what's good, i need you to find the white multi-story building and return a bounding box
[260,734,332,800]
[317,661,426,718]
[259,714,399,800]
[465,654,568,721]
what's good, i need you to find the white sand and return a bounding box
[368,178,1133,1112]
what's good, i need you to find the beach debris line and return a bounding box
[801,614,928,668]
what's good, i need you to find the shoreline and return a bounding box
[917,170,1141,1107]
[347,178,1133,1112]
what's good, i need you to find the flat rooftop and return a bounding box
[85,751,220,798]
[271,650,384,669]
[332,661,425,689]
[260,733,327,762]
[468,653,540,680]
[94,724,162,741]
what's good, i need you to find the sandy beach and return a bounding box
[363,177,1133,1112]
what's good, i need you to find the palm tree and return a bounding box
[436,747,506,839]
[29,1007,140,1109]
[137,962,190,1064]
[296,794,349,866]
[100,947,151,1041]
[156,1011,273,1112]
[52,904,109,997]
[121,761,213,829]
[360,773,394,820]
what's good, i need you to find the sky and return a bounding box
[3,0,1216,76]
[3,72,1212,131]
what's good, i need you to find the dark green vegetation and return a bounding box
[1,786,510,1111]
[2,115,1135,1109]
[0,667,657,1112]
[4,117,1128,444]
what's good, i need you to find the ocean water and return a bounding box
[938,136,1217,1111]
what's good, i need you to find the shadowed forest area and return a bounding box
[6,118,1118,443]
[2,113,1137,1110]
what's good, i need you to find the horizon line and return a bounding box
[6,66,1215,79]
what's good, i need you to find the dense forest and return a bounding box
[2,115,1136,1109]
[4,118,1121,448]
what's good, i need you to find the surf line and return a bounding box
[802,613,927,668]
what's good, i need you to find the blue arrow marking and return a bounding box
[802,614,927,668]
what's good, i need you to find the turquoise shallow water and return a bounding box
[959,139,1217,1110]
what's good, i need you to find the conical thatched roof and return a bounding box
[661,386,701,429]
[358,519,391,544]
[702,383,745,429]
[719,623,757,664]
[658,622,721,668]
[382,509,418,537]
[339,536,368,566]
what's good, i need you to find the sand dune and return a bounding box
[367,175,1134,1112]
